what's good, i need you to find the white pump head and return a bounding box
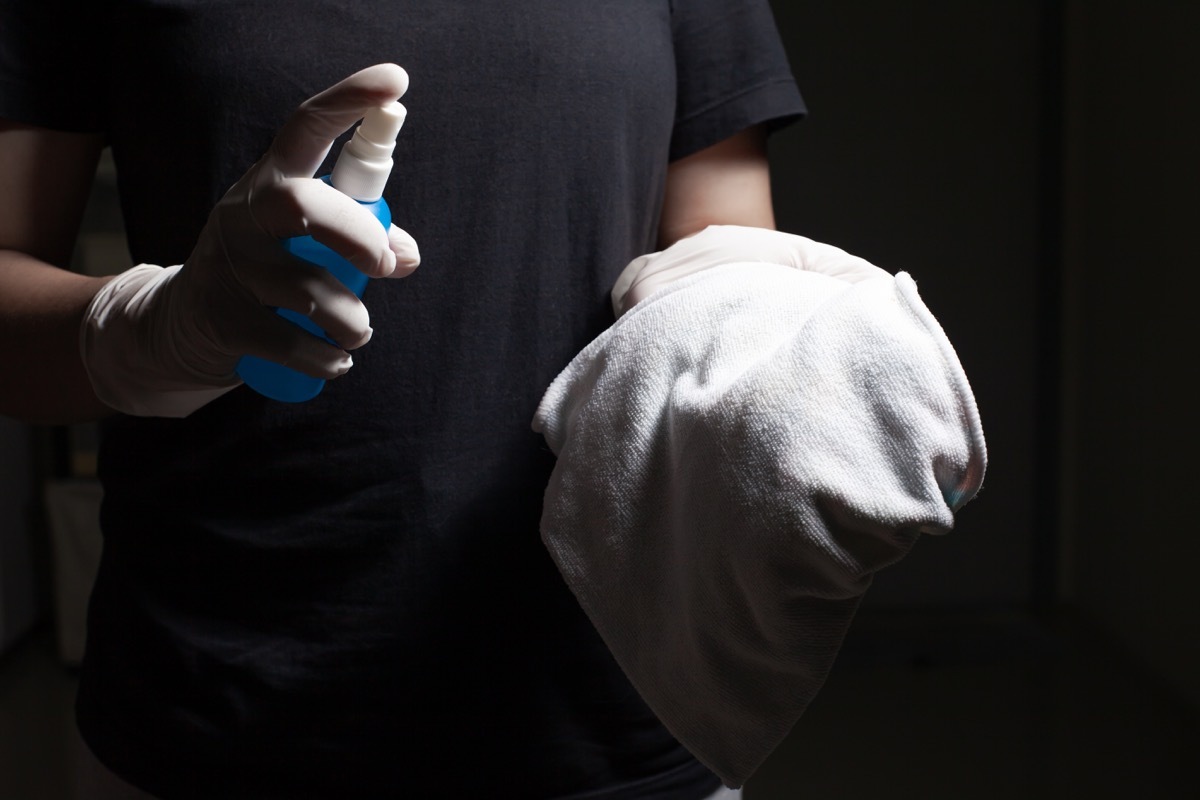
[330,101,407,201]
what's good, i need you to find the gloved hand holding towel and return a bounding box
[532,226,986,787]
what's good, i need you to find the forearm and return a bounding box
[658,124,775,248]
[0,249,114,423]
[613,125,781,316]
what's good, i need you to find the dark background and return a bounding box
[767,0,1199,710]
[1,1,1198,797]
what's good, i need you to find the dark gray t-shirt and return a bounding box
[2,1,804,796]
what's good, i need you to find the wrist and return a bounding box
[80,264,240,417]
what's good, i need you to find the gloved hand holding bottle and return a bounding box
[81,63,420,417]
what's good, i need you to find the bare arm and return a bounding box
[0,120,113,423]
[604,124,785,316]
[657,124,775,248]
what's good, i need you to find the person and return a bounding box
[0,1,805,797]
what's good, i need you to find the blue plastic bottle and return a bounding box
[236,102,406,402]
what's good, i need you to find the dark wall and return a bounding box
[766,2,1045,607]
[1062,0,1200,709]
[764,0,1200,708]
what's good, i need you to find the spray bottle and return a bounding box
[236,102,407,402]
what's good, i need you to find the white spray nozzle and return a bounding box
[330,101,407,201]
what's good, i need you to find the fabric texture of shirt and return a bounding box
[1,1,805,797]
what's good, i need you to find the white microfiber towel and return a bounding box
[532,262,986,787]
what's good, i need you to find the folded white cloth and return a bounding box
[533,261,986,787]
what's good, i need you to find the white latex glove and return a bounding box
[611,224,889,317]
[81,63,421,417]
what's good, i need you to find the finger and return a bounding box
[236,306,357,380]
[800,244,891,283]
[266,63,409,179]
[385,224,420,278]
[236,257,375,350]
[251,177,397,278]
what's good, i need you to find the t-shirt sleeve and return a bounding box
[0,0,110,132]
[669,0,806,161]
